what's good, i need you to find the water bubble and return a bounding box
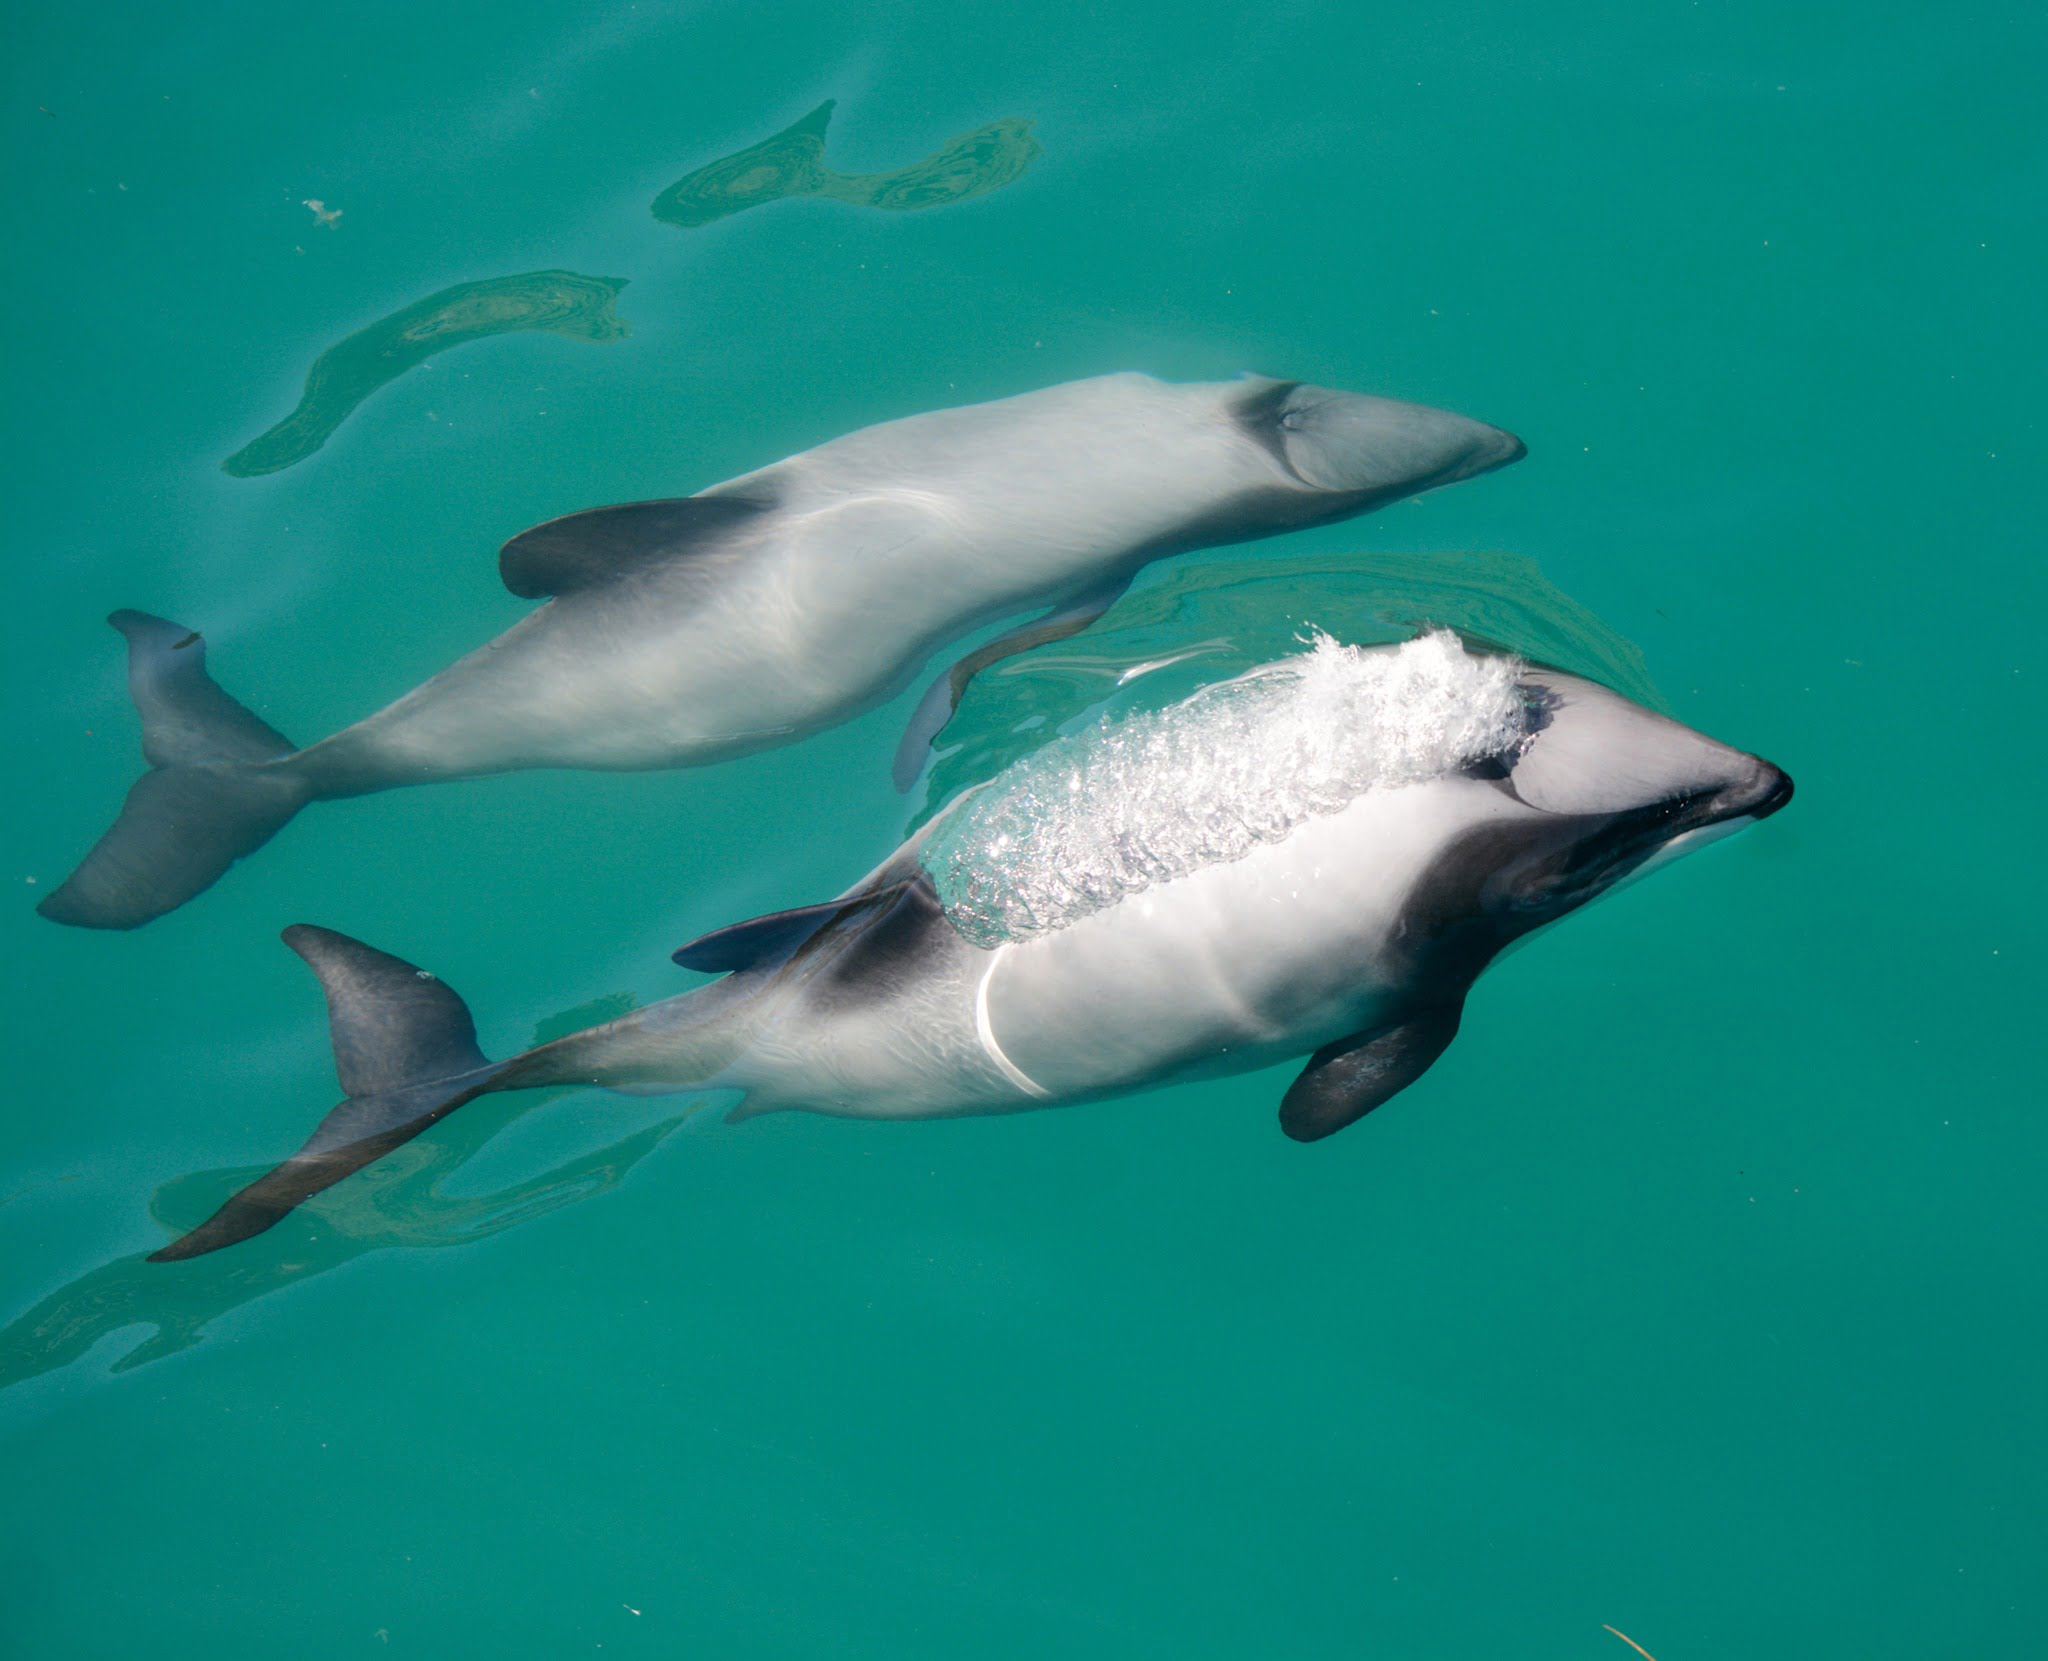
[923,632,1528,947]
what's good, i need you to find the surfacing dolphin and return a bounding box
[40,372,1523,932]
[149,631,1790,1263]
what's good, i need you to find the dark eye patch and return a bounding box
[1463,684,1557,798]
[1518,683,1559,738]
[1232,377,1300,427]
[1229,378,1306,477]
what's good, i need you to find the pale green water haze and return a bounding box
[3,2,2043,1658]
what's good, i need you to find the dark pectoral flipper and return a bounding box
[151,927,502,1262]
[499,494,772,598]
[891,576,1130,791]
[1278,1002,1465,1143]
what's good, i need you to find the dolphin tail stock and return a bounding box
[150,925,510,1262]
[37,611,314,930]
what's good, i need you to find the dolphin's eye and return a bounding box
[1278,392,1344,433]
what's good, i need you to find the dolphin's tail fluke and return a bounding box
[150,926,507,1262]
[37,611,313,930]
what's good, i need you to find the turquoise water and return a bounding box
[4,2,2043,1655]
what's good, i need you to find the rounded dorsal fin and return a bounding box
[671,882,913,975]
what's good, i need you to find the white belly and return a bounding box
[710,781,1525,1124]
[979,779,1515,1099]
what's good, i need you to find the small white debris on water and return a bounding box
[923,630,1530,947]
[303,198,342,228]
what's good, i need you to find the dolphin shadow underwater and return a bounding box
[650,99,1041,229]
[40,372,1523,932]
[0,996,679,1387]
[220,270,632,478]
[146,631,1791,1264]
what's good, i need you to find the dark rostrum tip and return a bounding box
[1710,759,1794,827]
[1751,762,1795,819]
[1441,421,1525,488]
[1472,424,1525,476]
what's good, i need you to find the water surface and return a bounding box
[3,3,2042,1658]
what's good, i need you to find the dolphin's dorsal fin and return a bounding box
[1278,1001,1464,1141]
[499,495,771,598]
[672,882,911,974]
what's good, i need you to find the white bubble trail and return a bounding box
[922,630,1530,947]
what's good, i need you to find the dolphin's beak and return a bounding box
[1404,413,1525,493]
[1707,759,1795,826]
[1453,422,1526,483]
[1593,760,1792,896]
[1750,762,1795,819]
[1265,387,1527,498]
[1544,756,1796,905]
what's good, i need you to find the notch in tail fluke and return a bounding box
[36,611,312,930]
[150,926,500,1262]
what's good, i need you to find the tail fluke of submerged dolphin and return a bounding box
[37,612,314,930]
[150,926,506,1262]
[149,925,757,1261]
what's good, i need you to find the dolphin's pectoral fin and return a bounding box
[499,494,774,598]
[1278,1001,1465,1142]
[891,575,1131,791]
[672,882,910,973]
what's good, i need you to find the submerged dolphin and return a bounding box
[41,372,1523,930]
[149,632,1791,1262]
